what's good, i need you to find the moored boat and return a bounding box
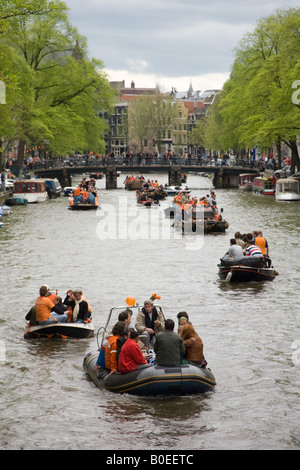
[275,178,300,201]
[5,196,28,205]
[238,173,256,191]
[45,178,62,198]
[0,204,12,215]
[83,300,216,396]
[252,176,276,195]
[13,179,48,203]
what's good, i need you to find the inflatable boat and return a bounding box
[218,256,276,282]
[24,320,95,339]
[83,299,216,396]
[83,351,216,396]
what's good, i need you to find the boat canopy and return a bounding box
[14,179,46,193]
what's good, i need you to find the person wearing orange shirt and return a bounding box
[255,231,269,256]
[35,286,68,324]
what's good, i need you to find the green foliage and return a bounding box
[206,7,300,169]
[0,0,115,163]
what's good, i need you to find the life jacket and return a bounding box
[105,334,120,371]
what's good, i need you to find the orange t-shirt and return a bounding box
[35,296,54,322]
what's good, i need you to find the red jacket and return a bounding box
[118,338,147,373]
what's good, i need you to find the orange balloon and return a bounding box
[126,296,136,307]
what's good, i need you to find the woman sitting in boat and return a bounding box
[63,288,91,323]
[35,286,68,324]
[135,300,165,346]
[177,311,192,334]
[180,324,207,367]
[104,321,127,374]
[51,296,70,319]
[118,330,149,374]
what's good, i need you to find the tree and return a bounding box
[0,0,115,171]
[208,7,300,170]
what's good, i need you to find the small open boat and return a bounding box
[83,351,216,395]
[68,203,99,210]
[169,205,229,234]
[218,256,276,282]
[24,320,95,339]
[164,186,191,196]
[83,300,216,396]
[0,204,12,215]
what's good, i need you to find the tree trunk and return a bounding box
[289,139,300,172]
[16,140,25,176]
[275,140,282,169]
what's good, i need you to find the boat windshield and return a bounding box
[96,303,165,349]
[277,181,300,193]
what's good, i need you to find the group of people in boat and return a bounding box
[135,181,167,204]
[25,285,92,326]
[68,177,98,206]
[221,230,271,266]
[172,190,219,222]
[94,299,206,375]
[124,175,145,189]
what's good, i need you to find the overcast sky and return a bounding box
[64,0,299,93]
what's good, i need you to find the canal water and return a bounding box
[0,172,299,450]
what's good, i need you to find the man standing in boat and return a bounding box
[135,300,164,347]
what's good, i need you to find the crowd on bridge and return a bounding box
[3,150,290,179]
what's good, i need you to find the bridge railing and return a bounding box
[30,155,259,170]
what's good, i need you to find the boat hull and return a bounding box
[14,192,48,203]
[276,193,300,201]
[181,219,228,234]
[218,264,275,282]
[83,351,216,396]
[68,204,98,210]
[238,184,252,191]
[24,322,95,339]
[6,197,28,205]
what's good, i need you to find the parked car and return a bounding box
[5,179,15,190]
[291,171,300,181]
[275,165,291,178]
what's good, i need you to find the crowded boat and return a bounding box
[68,176,99,210]
[135,180,167,206]
[83,296,216,396]
[165,189,229,233]
[24,285,95,339]
[218,230,278,282]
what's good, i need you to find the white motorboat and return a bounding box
[275,178,300,201]
[13,179,48,203]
